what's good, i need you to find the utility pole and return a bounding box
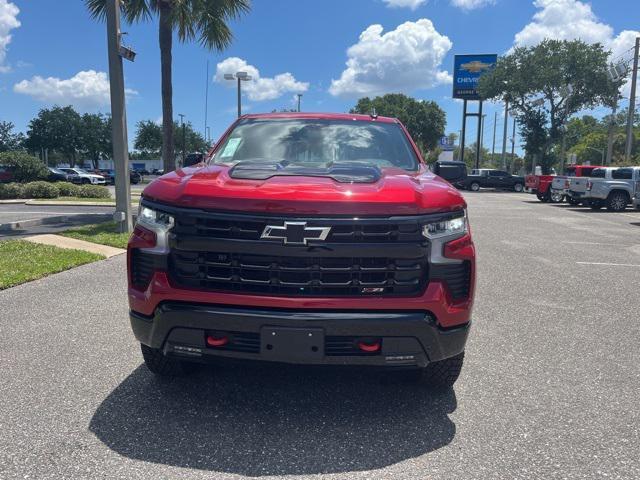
[106,0,132,233]
[501,101,509,169]
[475,101,483,169]
[478,113,486,166]
[606,102,617,165]
[296,93,303,112]
[510,117,516,169]
[179,113,186,166]
[491,111,498,165]
[625,37,639,162]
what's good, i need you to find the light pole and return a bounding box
[224,71,252,117]
[178,113,186,166]
[296,93,303,112]
[105,0,133,233]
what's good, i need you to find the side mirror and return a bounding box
[433,161,467,184]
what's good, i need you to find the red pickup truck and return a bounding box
[525,165,604,202]
[127,112,475,389]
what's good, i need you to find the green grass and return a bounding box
[60,221,130,249]
[0,240,104,290]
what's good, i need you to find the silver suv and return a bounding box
[58,168,106,185]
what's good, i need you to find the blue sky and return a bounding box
[0,0,638,152]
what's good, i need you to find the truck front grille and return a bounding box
[170,250,427,296]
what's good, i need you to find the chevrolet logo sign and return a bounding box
[460,60,492,73]
[261,222,331,245]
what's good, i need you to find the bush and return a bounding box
[56,182,81,197]
[76,185,111,199]
[0,182,25,199]
[0,151,48,183]
[22,181,59,199]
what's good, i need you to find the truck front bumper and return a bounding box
[131,303,470,368]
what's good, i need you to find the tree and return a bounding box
[80,113,112,168]
[0,151,48,182]
[0,121,25,152]
[350,93,446,153]
[134,120,163,157]
[478,39,620,173]
[85,0,251,173]
[174,121,209,155]
[24,106,83,165]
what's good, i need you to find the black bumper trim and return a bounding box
[130,303,470,368]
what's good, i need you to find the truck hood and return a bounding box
[142,164,466,216]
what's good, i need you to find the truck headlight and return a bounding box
[422,212,467,239]
[137,205,174,231]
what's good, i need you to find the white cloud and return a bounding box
[13,70,137,109]
[450,0,496,10]
[329,19,452,98]
[214,57,309,102]
[382,0,427,10]
[0,0,20,73]
[513,0,640,94]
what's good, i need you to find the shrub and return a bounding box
[0,182,25,199]
[76,185,111,199]
[22,181,59,199]
[56,182,81,197]
[0,151,48,183]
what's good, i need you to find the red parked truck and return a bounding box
[525,165,605,202]
[128,113,475,389]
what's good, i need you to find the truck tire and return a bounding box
[141,344,195,377]
[550,191,563,203]
[418,352,464,389]
[537,191,550,202]
[606,191,628,212]
[513,183,524,192]
[470,182,480,192]
[567,197,581,206]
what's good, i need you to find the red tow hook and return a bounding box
[357,339,381,352]
[206,334,229,347]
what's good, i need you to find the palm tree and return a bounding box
[85,0,250,172]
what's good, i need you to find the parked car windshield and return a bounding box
[211,119,419,171]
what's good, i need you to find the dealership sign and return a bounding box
[453,54,497,100]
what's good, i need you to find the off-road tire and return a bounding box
[606,191,628,212]
[141,344,194,377]
[549,191,563,203]
[513,183,524,192]
[470,182,480,192]
[418,352,465,389]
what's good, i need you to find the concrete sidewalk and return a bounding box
[24,234,125,258]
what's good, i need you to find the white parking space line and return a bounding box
[565,241,635,247]
[577,261,640,267]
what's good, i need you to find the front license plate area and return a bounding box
[261,327,324,362]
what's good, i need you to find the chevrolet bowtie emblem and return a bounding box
[261,222,331,245]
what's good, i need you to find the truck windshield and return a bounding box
[211,118,419,171]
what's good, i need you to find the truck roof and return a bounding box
[240,112,400,124]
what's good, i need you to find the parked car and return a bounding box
[94,169,142,185]
[586,166,640,211]
[567,167,617,206]
[47,167,69,182]
[128,112,474,389]
[0,165,16,183]
[151,168,164,175]
[460,168,524,192]
[526,165,604,203]
[58,167,106,185]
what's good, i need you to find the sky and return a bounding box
[0,0,638,153]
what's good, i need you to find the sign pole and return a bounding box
[501,100,509,169]
[475,100,483,169]
[460,100,467,163]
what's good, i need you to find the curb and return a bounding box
[0,213,112,232]
[25,200,139,207]
[24,234,125,258]
[0,199,29,204]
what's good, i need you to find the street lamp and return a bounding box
[296,93,303,112]
[224,71,252,117]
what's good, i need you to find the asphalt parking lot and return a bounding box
[1,192,639,479]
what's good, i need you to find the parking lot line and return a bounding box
[576,261,640,267]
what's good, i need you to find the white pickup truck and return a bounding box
[567,167,617,206]
[550,165,604,204]
[586,167,640,211]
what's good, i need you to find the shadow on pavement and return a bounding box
[90,363,457,476]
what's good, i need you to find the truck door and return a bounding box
[488,170,507,188]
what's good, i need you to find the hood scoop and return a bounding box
[228,160,382,183]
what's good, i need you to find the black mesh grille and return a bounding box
[430,262,471,300]
[173,214,424,244]
[131,250,155,289]
[170,250,427,296]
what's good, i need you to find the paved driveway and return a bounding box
[1,192,639,479]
